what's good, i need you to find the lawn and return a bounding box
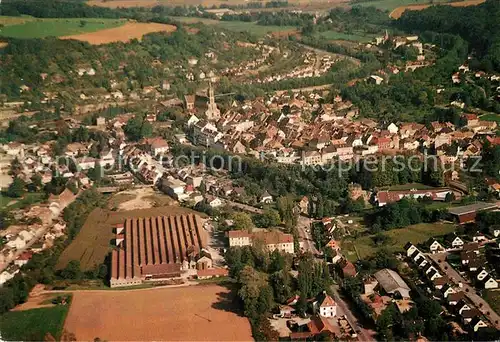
[379,182,437,191]
[342,222,456,261]
[484,290,500,315]
[316,30,374,42]
[0,192,45,210]
[353,0,450,11]
[172,16,296,36]
[480,113,500,124]
[0,17,126,38]
[0,305,70,341]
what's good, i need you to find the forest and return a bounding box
[396,0,500,72]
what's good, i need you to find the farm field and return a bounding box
[60,22,176,45]
[342,222,456,261]
[0,305,70,341]
[355,0,451,11]
[389,0,486,18]
[316,30,374,42]
[57,205,203,271]
[0,17,126,39]
[88,0,349,8]
[173,16,296,37]
[63,284,253,341]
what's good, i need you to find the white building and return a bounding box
[314,291,337,318]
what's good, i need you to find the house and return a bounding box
[461,308,481,324]
[387,123,399,134]
[338,258,357,278]
[432,276,449,290]
[298,196,309,215]
[313,291,337,317]
[404,242,419,257]
[447,291,465,305]
[470,317,488,332]
[447,235,464,248]
[14,251,33,267]
[162,178,186,199]
[290,315,337,340]
[442,284,456,298]
[205,194,223,208]
[368,75,384,85]
[364,277,379,295]
[260,190,273,203]
[481,275,498,289]
[228,230,252,247]
[325,239,340,251]
[428,239,445,253]
[476,268,489,282]
[150,138,169,156]
[374,269,411,299]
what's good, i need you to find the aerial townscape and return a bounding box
[1,0,500,341]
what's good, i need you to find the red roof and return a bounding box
[17,251,33,261]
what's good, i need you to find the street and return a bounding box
[428,253,500,329]
[225,198,374,340]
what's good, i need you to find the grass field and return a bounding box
[172,16,297,36]
[480,113,500,124]
[0,305,70,341]
[0,17,126,39]
[484,290,500,315]
[354,0,451,11]
[316,30,374,42]
[57,205,203,271]
[342,222,456,261]
[64,284,252,341]
[379,182,438,191]
[0,192,45,210]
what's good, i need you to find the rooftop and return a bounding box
[448,202,497,216]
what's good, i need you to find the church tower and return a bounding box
[205,81,220,121]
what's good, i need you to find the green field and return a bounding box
[0,192,45,210]
[352,0,451,11]
[0,17,126,38]
[484,290,500,315]
[480,113,500,124]
[379,182,438,191]
[0,305,70,341]
[316,30,374,42]
[342,222,457,261]
[172,17,296,36]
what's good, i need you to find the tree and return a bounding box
[60,260,82,280]
[232,212,255,232]
[124,115,153,141]
[7,177,26,198]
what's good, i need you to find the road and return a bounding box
[428,253,500,329]
[330,284,376,342]
[225,198,373,340]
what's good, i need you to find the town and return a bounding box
[1,0,500,341]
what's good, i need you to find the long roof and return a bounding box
[374,269,410,294]
[111,214,205,280]
[448,202,497,216]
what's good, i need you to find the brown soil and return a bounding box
[60,22,176,45]
[63,284,253,341]
[390,0,486,19]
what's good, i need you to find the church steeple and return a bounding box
[205,81,220,121]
